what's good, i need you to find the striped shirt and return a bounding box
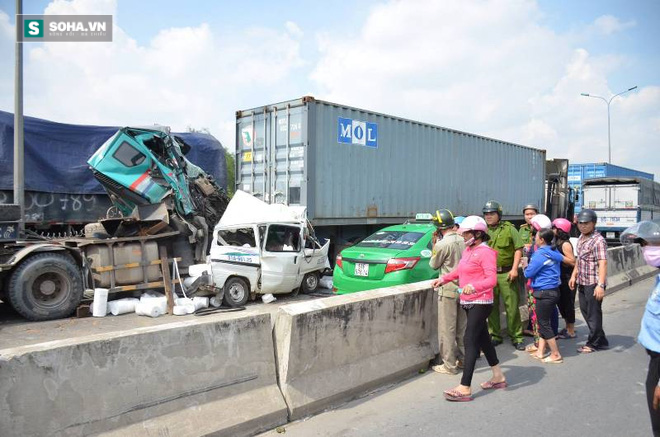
[576,231,607,286]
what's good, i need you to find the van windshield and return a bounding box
[357,230,424,250]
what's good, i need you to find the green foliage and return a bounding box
[225,150,235,197]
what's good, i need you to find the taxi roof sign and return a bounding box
[415,213,433,221]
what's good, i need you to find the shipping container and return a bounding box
[236,97,547,257]
[236,96,546,224]
[582,176,660,243]
[568,162,654,213]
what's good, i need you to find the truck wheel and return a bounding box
[7,252,84,321]
[223,277,249,307]
[302,272,319,294]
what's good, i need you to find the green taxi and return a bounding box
[333,218,439,294]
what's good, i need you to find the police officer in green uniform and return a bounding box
[519,204,538,250]
[483,200,526,350]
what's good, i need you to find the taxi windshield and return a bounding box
[357,230,424,250]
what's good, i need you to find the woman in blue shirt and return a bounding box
[621,219,660,436]
[524,228,565,364]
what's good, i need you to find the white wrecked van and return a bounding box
[209,191,330,306]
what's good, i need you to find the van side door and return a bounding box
[260,224,303,294]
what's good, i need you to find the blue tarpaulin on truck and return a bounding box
[0,110,227,194]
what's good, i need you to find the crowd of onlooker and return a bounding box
[427,201,660,434]
[428,201,609,402]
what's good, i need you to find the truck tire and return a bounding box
[223,277,249,307]
[301,272,319,294]
[7,252,84,321]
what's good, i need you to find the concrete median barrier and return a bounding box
[273,281,437,420]
[0,312,287,437]
[606,244,657,294]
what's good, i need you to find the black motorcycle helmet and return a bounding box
[432,209,455,230]
[577,209,598,223]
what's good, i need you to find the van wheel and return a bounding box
[223,277,249,307]
[302,272,319,294]
[8,252,83,321]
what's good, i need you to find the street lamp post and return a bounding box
[581,85,637,164]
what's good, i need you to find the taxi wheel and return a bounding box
[302,272,319,294]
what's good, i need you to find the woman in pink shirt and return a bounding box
[432,216,506,402]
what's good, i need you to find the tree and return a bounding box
[225,150,235,197]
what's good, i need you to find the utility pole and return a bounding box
[14,0,25,232]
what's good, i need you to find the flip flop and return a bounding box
[577,346,596,354]
[529,353,548,360]
[480,380,507,390]
[542,357,564,364]
[525,344,539,353]
[443,389,473,402]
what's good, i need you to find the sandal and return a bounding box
[542,356,563,364]
[557,329,577,340]
[529,353,548,360]
[443,389,473,402]
[480,380,507,390]
[525,343,538,353]
[577,345,596,354]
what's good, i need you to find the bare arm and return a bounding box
[561,241,575,267]
[569,257,578,290]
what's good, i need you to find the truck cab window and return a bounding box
[113,141,146,167]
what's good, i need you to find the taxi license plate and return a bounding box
[606,232,615,239]
[355,263,369,277]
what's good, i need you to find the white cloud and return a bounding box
[0,0,657,181]
[285,21,303,39]
[311,0,659,178]
[593,15,636,35]
[0,0,305,153]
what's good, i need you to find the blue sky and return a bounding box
[0,0,658,177]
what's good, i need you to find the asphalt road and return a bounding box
[259,275,659,437]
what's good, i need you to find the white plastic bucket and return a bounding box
[92,288,109,317]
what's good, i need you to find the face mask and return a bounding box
[643,246,660,267]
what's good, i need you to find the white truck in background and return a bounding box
[582,176,660,244]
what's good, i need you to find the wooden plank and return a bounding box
[159,246,174,315]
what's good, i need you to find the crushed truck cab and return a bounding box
[209,191,330,306]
